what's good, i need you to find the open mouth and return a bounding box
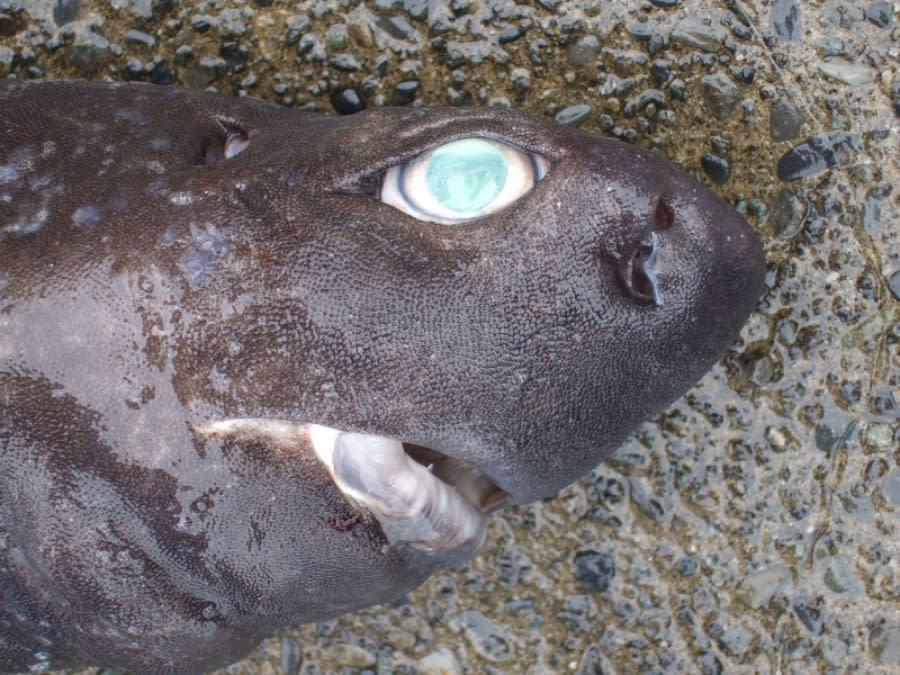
[197,419,509,560]
[308,424,509,560]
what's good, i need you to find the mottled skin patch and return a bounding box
[0,81,765,673]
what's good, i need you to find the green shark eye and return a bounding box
[381,138,549,224]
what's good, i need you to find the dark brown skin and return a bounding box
[0,80,765,673]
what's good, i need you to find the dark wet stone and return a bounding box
[793,598,823,635]
[555,104,592,127]
[331,54,359,72]
[865,1,893,28]
[376,15,417,40]
[281,636,302,675]
[150,66,175,86]
[650,0,679,6]
[447,87,473,105]
[769,188,805,237]
[529,37,549,65]
[568,34,600,67]
[497,25,522,44]
[700,72,740,121]
[123,57,144,80]
[450,0,472,16]
[670,17,728,52]
[0,12,20,37]
[391,79,420,105]
[677,556,699,577]
[777,133,860,181]
[738,65,755,84]
[889,271,900,301]
[220,41,249,66]
[573,550,615,592]
[152,0,175,14]
[627,21,653,41]
[253,0,273,5]
[404,0,429,21]
[701,153,730,184]
[330,87,365,114]
[771,0,802,41]
[174,44,192,66]
[53,0,80,26]
[669,78,687,100]
[191,14,213,32]
[770,97,803,141]
[650,59,673,85]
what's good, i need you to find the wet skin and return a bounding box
[0,80,765,673]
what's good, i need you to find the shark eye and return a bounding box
[380,138,549,224]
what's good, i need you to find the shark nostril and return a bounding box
[654,196,674,231]
[619,233,662,306]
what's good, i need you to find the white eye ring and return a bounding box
[380,138,549,224]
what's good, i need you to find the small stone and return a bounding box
[497,25,522,44]
[573,550,615,592]
[865,1,893,28]
[568,34,600,67]
[872,621,900,664]
[880,471,900,505]
[701,153,730,184]
[670,17,728,52]
[331,86,365,114]
[822,556,864,595]
[776,133,860,181]
[280,636,302,675]
[455,610,513,662]
[376,15,416,40]
[418,647,462,675]
[331,643,376,667]
[700,72,740,121]
[555,104,592,127]
[771,0,802,41]
[818,59,876,85]
[769,188,805,237]
[125,29,156,49]
[390,79,420,105]
[736,565,791,609]
[888,271,900,301]
[330,53,358,71]
[770,97,803,141]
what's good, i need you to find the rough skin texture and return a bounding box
[0,80,765,673]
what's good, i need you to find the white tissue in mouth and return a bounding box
[309,424,487,554]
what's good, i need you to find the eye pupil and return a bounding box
[425,139,508,213]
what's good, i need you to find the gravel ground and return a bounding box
[1,0,898,672]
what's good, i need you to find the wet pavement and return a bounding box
[1,0,898,672]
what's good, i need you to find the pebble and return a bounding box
[822,556,864,596]
[454,609,513,662]
[871,620,900,665]
[331,642,376,667]
[769,188,806,237]
[818,59,877,85]
[669,17,727,52]
[769,97,803,141]
[555,104,592,127]
[776,133,860,181]
[331,86,366,114]
[701,153,730,184]
[736,565,791,609]
[572,550,615,592]
[770,0,802,41]
[700,72,740,121]
[418,647,462,675]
